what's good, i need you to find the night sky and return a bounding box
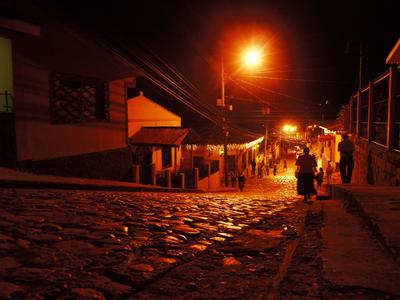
[42,0,399,131]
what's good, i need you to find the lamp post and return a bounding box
[262,106,271,163]
[220,55,229,187]
[217,47,263,187]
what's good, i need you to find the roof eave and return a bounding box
[386,38,400,65]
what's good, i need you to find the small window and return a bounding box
[50,73,109,123]
[162,147,172,168]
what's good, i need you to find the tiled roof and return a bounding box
[129,127,190,146]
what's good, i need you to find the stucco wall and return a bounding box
[127,94,181,137]
[127,94,182,172]
[18,146,132,181]
[353,138,400,186]
[153,146,181,172]
[198,171,220,189]
[13,57,129,161]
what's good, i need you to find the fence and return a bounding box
[349,66,400,151]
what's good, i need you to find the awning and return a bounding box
[129,127,190,147]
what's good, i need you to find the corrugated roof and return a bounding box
[182,126,264,146]
[129,127,190,146]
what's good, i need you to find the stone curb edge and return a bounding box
[0,179,237,194]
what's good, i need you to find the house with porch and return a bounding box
[127,91,190,186]
[182,125,264,188]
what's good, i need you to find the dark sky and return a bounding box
[44,0,399,130]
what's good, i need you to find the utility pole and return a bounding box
[346,40,366,92]
[262,106,270,163]
[217,54,232,187]
[359,41,363,90]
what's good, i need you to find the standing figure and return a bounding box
[326,162,333,184]
[273,163,277,176]
[261,160,265,177]
[257,161,263,178]
[230,171,237,187]
[338,133,355,184]
[295,147,317,203]
[251,160,256,177]
[315,167,324,189]
[283,160,287,172]
[238,171,245,191]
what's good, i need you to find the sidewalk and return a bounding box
[0,167,236,193]
[319,183,400,296]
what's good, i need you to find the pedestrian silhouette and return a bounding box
[338,133,355,184]
[295,147,317,203]
[315,167,324,189]
[326,162,333,184]
[251,160,256,177]
[230,171,237,187]
[238,171,245,191]
[257,161,263,178]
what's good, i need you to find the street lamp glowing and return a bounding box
[243,48,262,66]
[283,125,297,133]
[283,125,291,132]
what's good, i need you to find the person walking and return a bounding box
[315,167,324,189]
[230,171,237,187]
[257,161,263,178]
[338,133,355,184]
[251,160,256,177]
[326,162,333,184]
[238,171,245,191]
[295,147,317,203]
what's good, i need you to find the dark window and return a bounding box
[372,75,389,145]
[359,89,369,138]
[242,153,247,169]
[193,156,204,168]
[227,155,235,171]
[210,160,220,174]
[162,147,172,168]
[248,150,253,164]
[50,73,109,123]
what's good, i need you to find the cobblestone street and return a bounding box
[0,171,313,299]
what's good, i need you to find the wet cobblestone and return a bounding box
[0,173,307,299]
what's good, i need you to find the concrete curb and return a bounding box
[331,185,397,260]
[0,179,238,194]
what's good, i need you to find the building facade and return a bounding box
[0,3,140,180]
